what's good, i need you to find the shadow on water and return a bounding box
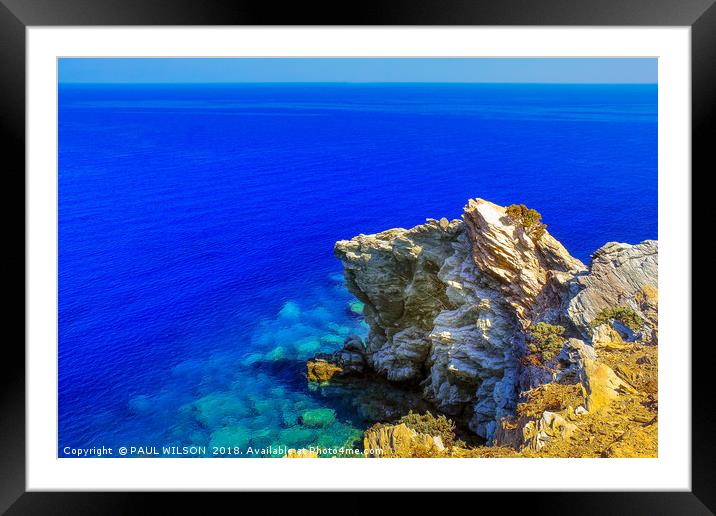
[253,355,487,449]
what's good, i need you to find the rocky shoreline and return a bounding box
[301,198,658,458]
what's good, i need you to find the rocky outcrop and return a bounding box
[335,214,524,440]
[335,219,464,383]
[329,197,658,447]
[582,358,638,413]
[536,411,577,448]
[363,423,446,458]
[306,359,343,383]
[492,329,657,457]
[463,199,586,324]
[566,240,658,341]
[306,335,367,383]
[494,410,578,452]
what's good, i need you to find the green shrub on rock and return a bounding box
[591,306,642,332]
[505,204,548,241]
[527,322,566,362]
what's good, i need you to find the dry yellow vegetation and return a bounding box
[363,337,657,459]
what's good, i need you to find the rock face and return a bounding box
[566,240,658,340]
[335,214,524,440]
[335,219,464,383]
[331,198,658,444]
[523,411,578,451]
[463,199,586,324]
[306,359,343,383]
[494,409,579,452]
[582,358,637,413]
[363,423,446,458]
[306,335,367,383]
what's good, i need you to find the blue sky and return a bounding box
[58,58,657,84]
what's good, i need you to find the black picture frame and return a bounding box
[1,0,710,513]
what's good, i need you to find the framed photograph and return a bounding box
[3,0,711,512]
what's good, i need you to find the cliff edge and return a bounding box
[312,198,658,455]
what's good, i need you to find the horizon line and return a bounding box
[58,80,658,86]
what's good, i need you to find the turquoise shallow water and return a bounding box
[58,83,657,457]
[163,276,371,457]
[66,272,372,457]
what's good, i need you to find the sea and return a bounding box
[58,83,657,457]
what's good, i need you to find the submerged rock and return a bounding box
[296,338,321,358]
[300,408,336,428]
[281,408,300,427]
[278,426,317,447]
[265,346,286,361]
[278,301,301,320]
[241,353,264,367]
[348,301,365,315]
[209,426,251,450]
[320,334,345,346]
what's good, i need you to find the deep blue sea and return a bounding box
[58,83,657,457]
